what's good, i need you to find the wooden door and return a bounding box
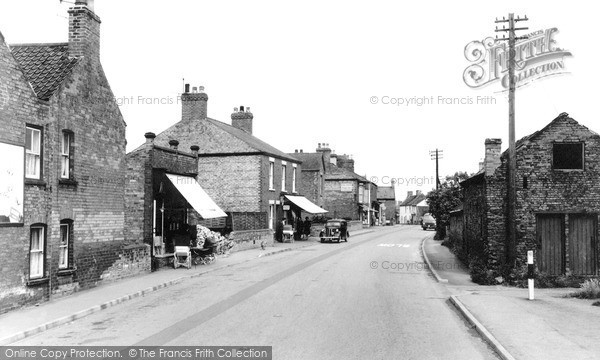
[536,214,565,275]
[569,215,597,275]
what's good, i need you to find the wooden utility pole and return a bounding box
[495,13,528,267]
[430,149,443,190]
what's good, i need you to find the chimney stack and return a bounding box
[416,190,422,195]
[231,106,253,134]
[169,140,179,151]
[407,191,414,198]
[68,0,101,59]
[484,138,502,176]
[181,84,208,121]
[316,143,332,171]
[144,132,156,149]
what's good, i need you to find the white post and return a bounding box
[527,250,535,300]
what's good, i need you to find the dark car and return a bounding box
[320,219,349,243]
[422,213,436,230]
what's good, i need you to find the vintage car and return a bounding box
[422,213,436,230]
[320,219,349,243]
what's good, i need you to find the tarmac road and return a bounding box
[14,226,498,360]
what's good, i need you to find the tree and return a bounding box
[426,172,470,240]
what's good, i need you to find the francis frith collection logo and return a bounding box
[463,27,572,89]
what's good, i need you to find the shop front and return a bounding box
[281,195,328,240]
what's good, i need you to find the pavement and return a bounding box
[0,229,370,346]
[423,236,600,360]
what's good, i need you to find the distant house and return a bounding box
[286,150,328,219]
[130,86,304,245]
[398,191,428,224]
[0,1,142,313]
[458,113,600,276]
[377,186,397,224]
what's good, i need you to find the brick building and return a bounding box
[133,86,303,237]
[309,143,378,221]
[457,113,600,277]
[286,150,326,211]
[0,1,144,313]
[125,134,227,269]
[377,186,397,225]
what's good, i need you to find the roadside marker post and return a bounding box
[527,250,535,300]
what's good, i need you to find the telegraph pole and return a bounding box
[495,13,528,267]
[430,149,443,190]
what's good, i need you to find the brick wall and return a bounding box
[323,180,360,219]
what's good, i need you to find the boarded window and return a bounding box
[553,143,583,170]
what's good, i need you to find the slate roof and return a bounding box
[399,193,427,207]
[135,116,301,163]
[286,152,323,171]
[377,186,395,200]
[10,43,79,101]
[325,163,369,182]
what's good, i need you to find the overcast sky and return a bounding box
[1,0,596,201]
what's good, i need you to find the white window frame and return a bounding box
[29,226,45,279]
[269,159,275,191]
[25,127,41,179]
[59,223,70,269]
[292,164,297,193]
[61,132,71,179]
[281,164,287,192]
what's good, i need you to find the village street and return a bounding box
[12,227,497,360]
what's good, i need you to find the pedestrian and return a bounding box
[303,217,311,239]
[275,219,284,242]
[296,217,304,240]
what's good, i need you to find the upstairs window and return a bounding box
[61,131,74,179]
[25,126,41,179]
[281,164,287,192]
[269,160,275,190]
[292,165,297,193]
[553,143,584,170]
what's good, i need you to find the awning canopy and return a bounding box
[285,195,328,214]
[166,174,227,219]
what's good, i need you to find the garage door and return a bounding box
[536,214,565,275]
[569,215,597,275]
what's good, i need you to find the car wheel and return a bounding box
[320,238,324,243]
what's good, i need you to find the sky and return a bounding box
[0,0,596,201]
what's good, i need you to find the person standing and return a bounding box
[303,217,312,240]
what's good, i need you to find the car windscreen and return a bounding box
[326,221,341,227]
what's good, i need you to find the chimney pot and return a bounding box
[300,149,303,153]
[190,145,199,157]
[199,86,205,93]
[192,86,198,93]
[144,132,156,145]
[246,107,251,112]
[240,105,245,112]
[168,140,179,150]
[234,107,238,112]
[185,84,190,93]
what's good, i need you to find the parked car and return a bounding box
[422,213,436,230]
[320,219,349,243]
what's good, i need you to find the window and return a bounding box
[25,126,41,179]
[59,221,72,269]
[29,225,45,279]
[553,143,584,170]
[269,161,274,190]
[61,131,73,179]
[281,164,287,191]
[292,165,297,193]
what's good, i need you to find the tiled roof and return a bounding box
[377,186,395,200]
[10,43,79,101]
[206,118,300,162]
[325,164,369,182]
[286,152,323,171]
[399,193,427,207]
[137,116,300,163]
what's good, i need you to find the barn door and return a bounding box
[569,215,597,275]
[536,214,565,275]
